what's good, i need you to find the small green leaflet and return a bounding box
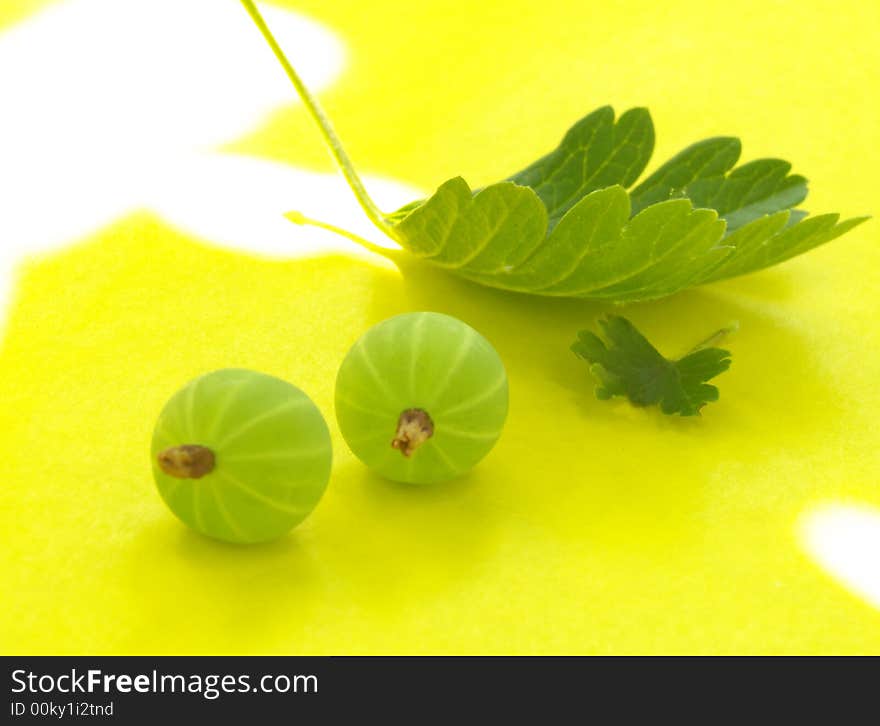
[571,316,732,416]
[388,107,867,302]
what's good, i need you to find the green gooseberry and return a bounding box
[335,312,509,484]
[151,368,332,544]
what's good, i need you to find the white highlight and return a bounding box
[145,153,417,258]
[800,503,880,610]
[0,0,344,155]
[0,0,420,332]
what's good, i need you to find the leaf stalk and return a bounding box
[238,0,396,239]
[686,321,739,355]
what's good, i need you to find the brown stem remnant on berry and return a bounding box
[157,444,215,479]
[391,408,434,457]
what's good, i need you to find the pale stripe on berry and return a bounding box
[434,370,507,418]
[425,325,477,408]
[153,422,186,448]
[221,446,329,464]
[160,476,186,499]
[205,377,251,439]
[342,429,388,450]
[214,397,312,449]
[192,483,207,533]
[438,424,504,441]
[214,470,308,516]
[210,484,250,542]
[184,374,203,441]
[407,313,428,400]
[352,337,399,402]
[335,393,388,420]
[429,440,460,475]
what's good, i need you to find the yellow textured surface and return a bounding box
[1,0,879,653]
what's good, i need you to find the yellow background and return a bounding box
[1,0,879,653]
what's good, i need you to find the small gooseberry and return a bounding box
[151,368,332,543]
[335,312,508,484]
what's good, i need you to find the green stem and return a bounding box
[285,210,405,261]
[686,321,739,355]
[238,0,396,239]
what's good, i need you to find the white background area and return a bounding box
[0,0,418,315]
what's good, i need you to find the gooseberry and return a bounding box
[151,368,332,543]
[335,312,508,484]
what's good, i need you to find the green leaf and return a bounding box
[392,177,547,270]
[698,211,869,284]
[507,106,655,231]
[630,138,808,232]
[686,159,808,232]
[244,6,866,305]
[389,107,867,302]
[629,136,742,215]
[571,316,732,416]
